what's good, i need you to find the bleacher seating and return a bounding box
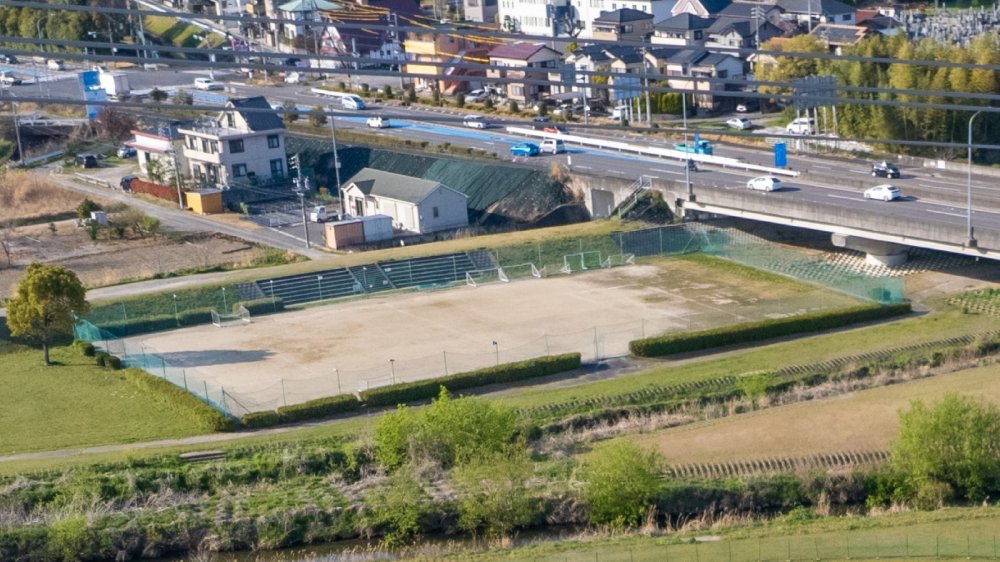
[380,253,478,289]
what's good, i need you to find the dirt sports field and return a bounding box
[136,258,859,411]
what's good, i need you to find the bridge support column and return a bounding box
[831,233,910,267]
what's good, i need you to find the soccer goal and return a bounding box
[211,305,252,328]
[561,251,603,274]
[502,263,542,280]
[357,374,396,392]
[602,253,636,268]
[466,267,509,287]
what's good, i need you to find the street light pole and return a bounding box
[328,105,343,217]
[169,150,184,209]
[4,89,24,164]
[967,110,983,246]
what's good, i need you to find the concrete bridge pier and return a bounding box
[831,233,910,266]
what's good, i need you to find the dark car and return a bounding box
[872,161,900,178]
[0,54,18,64]
[116,145,136,158]
[76,153,98,168]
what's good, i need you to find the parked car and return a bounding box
[674,140,713,155]
[726,117,752,130]
[76,153,98,168]
[540,139,566,154]
[194,77,223,90]
[543,125,567,134]
[747,176,782,192]
[46,59,65,71]
[786,117,815,135]
[736,100,759,113]
[463,115,488,129]
[366,116,390,128]
[0,54,18,64]
[510,142,540,157]
[116,145,136,158]
[120,175,137,191]
[864,184,902,201]
[532,116,550,123]
[465,89,488,103]
[871,161,901,178]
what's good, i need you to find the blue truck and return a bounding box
[673,140,714,155]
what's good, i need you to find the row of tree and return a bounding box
[757,33,1000,159]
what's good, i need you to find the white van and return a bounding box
[786,117,815,135]
[611,105,629,120]
[341,95,366,110]
[194,77,223,91]
[540,139,566,154]
[463,115,488,129]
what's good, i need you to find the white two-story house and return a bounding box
[179,97,287,188]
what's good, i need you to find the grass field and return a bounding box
[0,341,214,455]
[455,508,1000,561]
[630,362,1000,465]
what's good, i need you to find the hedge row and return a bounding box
[361,353,582,408]
[122,368,235,432]
[238,297,285,316]
[100,308,214,338]
[629,303,912,358]
[238,354,582,429]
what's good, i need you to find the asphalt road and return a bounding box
[13,69,1000,245]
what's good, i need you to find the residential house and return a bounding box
[497,0,675,39]
[487,42,561,102]
[128,125,187,185]
[653,48,743,109]
[856,8,902,36]
[274,0,343,46]
[317,0,418,68]
[810,23,874,53]
[404,24,490,93]
[776,0,855,28]
[607,47,650,102]
[554,44,617,100]
[705,14,782,50]
[651,13,715,46]
[670,0,731,17]
[178,97,287,188]
[463,0,498,23]
[591,8,654,41]
[342,168,469,234]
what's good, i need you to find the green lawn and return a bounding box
[144,15,225,48]
[0,341,214,455]
[452,508,1000,561]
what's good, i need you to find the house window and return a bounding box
[201,139,210,152]
[226,113,235,128]
[229,139,245,153]
[717,70,727,79]
[233,163,247,177]
[270,158,284,178]
[433,206,440,218]
[268,135,280,148]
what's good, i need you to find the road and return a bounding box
[12,68,1000,251]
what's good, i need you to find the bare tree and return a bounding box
[0,218,19,268]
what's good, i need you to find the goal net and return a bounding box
[211,305,252,327]
[502,263,542,280]
[602,253,636,268]
[357,374,396,392]
[466,267,509,287]
[561,251,603,273]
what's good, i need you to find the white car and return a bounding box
[727,117,752,130]
[540,139,566,154]
[366,116,390,128]
[864,184,902,201]
[465,89,487,103]
[463,115,488,129]
[747,176,782,192]
[193,78,223,91]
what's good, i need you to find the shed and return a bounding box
[342,168,469,234]
[186,189,224,215]
[323,214,394,249]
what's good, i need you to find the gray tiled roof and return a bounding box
[594,7,654,23]
[229,97,285,132]
[716,1,776,18]
[489,42,556,60]
[777,0,853,16]
[346,168,452,204]
[654,13,716,31]
[668,49,709,64]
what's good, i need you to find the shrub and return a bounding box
[629,303,911,357]
[277,394,361,423]
[362,353,581,408]
[106,355,122,370]
[123,368,234,431]
[455,93,465,108]
[241,410,283,429]
[381,84,393,97]
[95,351,109,367]
[580,440,663,528]
[72,339,96,357]
[237,297,285,316]
[76,198,102,220]
[309,105,328,127]
[508,100,519,113]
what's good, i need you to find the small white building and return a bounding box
[342,168,469,234]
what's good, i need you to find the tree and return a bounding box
[0,218,18,267]
[76,198,102,221]
[374,387,519,470]
[95,107,137,141]
[579,440,663,528]
[148,88,168,103]
[453,448,535,537]
[891,394,1000,505]
[174,90,194,105]
[363,467,429,546]
[308,105,327,127]
[6,262,90,365]
[508,100,519,113]
[282,100,299,124]
[455,92,465,108]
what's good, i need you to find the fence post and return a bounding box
[183,369,188,390]
[220,387,229,415]
[443,350,448,375]
[281,379,287,407]
[593,326,599,360]
[203,380,209,399]
[162,357,167,379]
[658,225,664,254]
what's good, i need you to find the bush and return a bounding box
[362,353,581,408]
[241,410,283,429]
[123,368,234,431]
[455,93,465,108]
[106,355,122,370]
[277,394,361,423]
[580,440,663,528]
[508,100,519,113]
[95,351,109,367]
[72,339,96,357]
[309,105,328,127]
[629,303,911,357]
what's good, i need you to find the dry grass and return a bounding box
[0,171,87,222]
[631,362,1000,464]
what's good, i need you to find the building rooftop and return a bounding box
[777,0,853,16]
[654,13,716,31]
[279,0,342,11]
[229,96,285,132]
[488,42,558,60]
[346,168,454,204]
[594,7,654,24]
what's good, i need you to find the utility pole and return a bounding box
[328,105,344,217]
[4,90,24,164]
[170,150,184,209]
